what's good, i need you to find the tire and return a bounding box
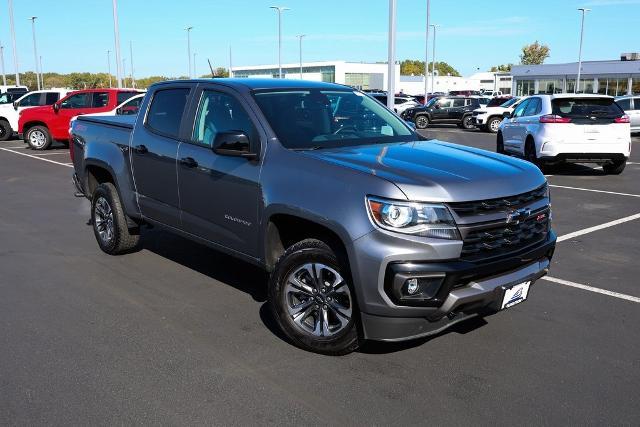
[525,138,547,173]
[462,115,475,130]
[602,159,626,175]
[268,239,360,355]
[91,182,140,255]
[26,125,52,150]
[414,115,429,129]
[486,116,502,134]
[496,133,505,154]
[0,119,12,141]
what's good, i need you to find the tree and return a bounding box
[400,59,460,77]
[489,64,513,72]
[519,41,550,65]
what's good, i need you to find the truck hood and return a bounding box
[19,104,52,117]
[302,140,545,202]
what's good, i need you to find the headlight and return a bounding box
[366,196,460,240]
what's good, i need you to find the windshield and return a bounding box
[253,89,415,150]
[499,98,519,108]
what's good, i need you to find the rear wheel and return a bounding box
[268,239,360,355]
[0,119,12,141]
[487,117,502,133]
[415,115,429,129]
[602,159,626,175]
[462,115,475,130]
[26,125,52,150]
[91,182,140,255]
[525,138,546,172]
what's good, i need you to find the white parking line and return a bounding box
[627,161,639,165]
[0,147,73,168]
[549,184,640,198]
[27,151,70,156]
[542,276,640,303]
[557,213,640,242]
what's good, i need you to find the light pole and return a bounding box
[39,55,43,88]
[122,58,127,87]
[386,0,397,110]
[270,6,290,79]
[193,52,197,78]
[424,0,430,98]
[430,24,439,95]
[296,34,305,79]
[229,45,233,78]
[129,40,135,88]
[107,50,112,87]
[185,26,193,78]
[0,42,6,86]
[576,8,590,93]
[111,0,123,88]
[29,17,40,90]
[8,0,20,86]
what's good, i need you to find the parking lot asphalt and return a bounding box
[1,133,639,425]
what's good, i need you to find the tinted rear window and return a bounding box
[146,88,190,138]
[488,97,510,107]
[117,92,138,104]
[45,92,60,104]
[552,98,624,118]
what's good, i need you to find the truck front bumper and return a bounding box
[350,230,556,342]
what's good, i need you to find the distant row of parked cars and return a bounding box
[0,86,143,148]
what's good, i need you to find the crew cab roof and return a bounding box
[150,78,351,92]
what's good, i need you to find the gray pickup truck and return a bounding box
[71,79,556,355]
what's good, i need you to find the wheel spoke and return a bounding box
[288,276,314,296]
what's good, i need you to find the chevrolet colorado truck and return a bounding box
[70,79,556,355]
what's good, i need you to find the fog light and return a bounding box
[406,278,419,295]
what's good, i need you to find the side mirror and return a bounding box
[53,102,60,113]
[115,107,123,115]
[212,131,257,160]
[503,111,512,119]
[13,101,18,110]
[434,104,440,109]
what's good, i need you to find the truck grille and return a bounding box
[460,209,550,261]
[448,184,547,217]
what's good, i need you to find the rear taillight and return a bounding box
[539,114,572,124]
[614,115,630,124]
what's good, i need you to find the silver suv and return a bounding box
[615,95,640,133]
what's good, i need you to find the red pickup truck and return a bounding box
[19,88,140,150]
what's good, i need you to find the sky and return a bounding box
[0,0,638,79]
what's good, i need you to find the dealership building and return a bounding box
[231,60,490,94]
[511,55,640,96]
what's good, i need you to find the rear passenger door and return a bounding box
[176,85,264,257]
[628,98,640,129]
[448,98,467,121]
[132,86,193,227]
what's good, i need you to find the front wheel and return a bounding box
[415,115,429,129]
[487,117,502,133]
[26,125,52,150]
[268,239,360,355]
[602,159,626,175]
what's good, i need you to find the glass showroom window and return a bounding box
[566,78,595,94]
[631,77,640,95]
[598,78,629,96]
[516,80,535,96]
[537,79,563,94]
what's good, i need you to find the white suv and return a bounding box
[497,94,631,174]
[473,97,522,133]
[0,89,72,141]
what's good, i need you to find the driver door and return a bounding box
[502,98,529,152]
[431,98,452,122]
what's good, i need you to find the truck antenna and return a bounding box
[207,58,215,78]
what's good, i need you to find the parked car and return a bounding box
[497,94,631,174]
[0,85,28,105]
[401,96,482,129]
[0,89,72,141]
[369,93,420,115]
[615,95,640,133]
[19,88,141,150]
[472,97,522,133]
[486,96,513,108]
[481,90,503,97]
[70,79,555,355]
[68,93,146,140]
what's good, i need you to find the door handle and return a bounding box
[134,144,148,154]
[180,157,198,168]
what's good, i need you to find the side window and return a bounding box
[512,99,530,118]
[192,90,257,147]
[633,98,640,111]
[19,93,42,107]
[452,98,466,107]
[146,88,190,138]
[91,92,110,108]
[524,98,541,116]
[436,98,453,108]
[119,96,142,115]
[117,92,137,104]
[616,99,630,110]
[45,92,60,104]
[61,93,91,109]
